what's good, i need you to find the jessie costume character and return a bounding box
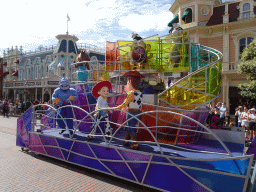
[52,78,78,136]
[88,80,113,140]
[116,71,144,150]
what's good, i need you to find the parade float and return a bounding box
[16,29,256,192]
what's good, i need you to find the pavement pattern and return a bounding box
[0,116,159,192]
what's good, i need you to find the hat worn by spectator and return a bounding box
[249,108,256,112]
[92,81,111,98]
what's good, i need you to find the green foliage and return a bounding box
[237,39,256,98]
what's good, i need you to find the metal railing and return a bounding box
[30,104,234,158]
[77,43,105,54]
[21,45,57,55]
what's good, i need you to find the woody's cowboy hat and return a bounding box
[92,81,112,98]
[122,70,144,79]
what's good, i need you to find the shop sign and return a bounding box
[26,82,35,86]
[5,83,13,87]
[14,83,24,87]
[48,81,59,85]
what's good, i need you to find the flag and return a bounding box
[67,14,71,21]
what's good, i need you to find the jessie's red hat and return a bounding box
[92,80,111,98]
[122,70,144,79]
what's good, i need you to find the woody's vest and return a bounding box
[128,91,143,113]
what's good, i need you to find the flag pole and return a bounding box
[67,16,69,35]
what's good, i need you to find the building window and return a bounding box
[243,3,250,19]
[239,37,253,58]
[237,0,255,21]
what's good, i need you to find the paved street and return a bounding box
[0,116,158,192]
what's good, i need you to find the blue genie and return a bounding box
[52,78,78,136]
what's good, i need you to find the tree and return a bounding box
[237,39,256,99]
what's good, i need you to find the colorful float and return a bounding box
[16,29,256,192]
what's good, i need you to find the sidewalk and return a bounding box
[0,116,155,192]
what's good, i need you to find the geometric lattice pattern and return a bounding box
[27,132,252,192]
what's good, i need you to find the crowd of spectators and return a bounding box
[205,102,256,140]
[0,99,53,118]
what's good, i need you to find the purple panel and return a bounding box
[22,108,32,126]
[71,142,94,158]
[56,138,73,150]
[199,112,209,125]
[90,145,122,160]
[118,149,151,161]
[25,120,32,132]
[115,95,125,105]
[107,96,116,107]
[144,164,209,192]
[39,135,57,146]
[29,134,42,146]
[17,117,24,135]
[73,94,88,106]
[152,156,169,163]
[16,135,25,147]
[40,115,49,130]
[20,127,28,146]
[102,161,136,181]
[89,105,95,113]
[128,163,148,182]
[61,149,69,160]
[74,106,89,120]
[78,122,91,132]
[182,112,200,126]
[44,147,64,159]
[71,84,85,94]
[68,153,111,174]
[30,146,46,154]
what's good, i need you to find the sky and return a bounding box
[0,0,174,57]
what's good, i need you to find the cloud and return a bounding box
[0,0,174,56]
[118,11,172,33]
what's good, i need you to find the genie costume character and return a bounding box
[52,78,78,136]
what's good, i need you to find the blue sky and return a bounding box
[0,0,174,56]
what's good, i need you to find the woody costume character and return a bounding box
[116,71,144,150]
[52,78,78,136]
[88,80,113,140]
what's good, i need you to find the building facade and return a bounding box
[169,0,256,114]
[1,33,105,102]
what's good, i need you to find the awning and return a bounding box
[181,8,192,21]
[169,27,174,33]
[58,59,65,68]
[168,14,179,27]
[12,70,18,76]
[48,60,56,70]
[14,59,19,64]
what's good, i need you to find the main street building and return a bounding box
[1,33,104,102]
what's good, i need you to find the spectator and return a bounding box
[2,101,9,118]
[224,111,230,127]
[241,106,250,140]
[219,102,228,126]
[248,108,256,140]
[210,107,221,129]
[235,106,243,127]
[205,103,214,127]
[17,101,22,115]
[9,103,14,116]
